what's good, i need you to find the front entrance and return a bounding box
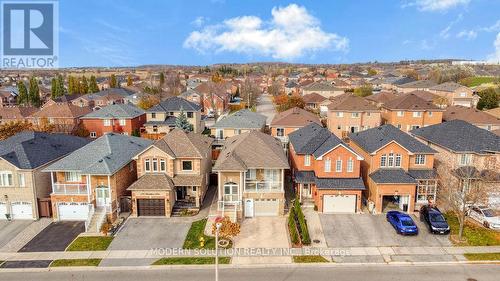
[96,187,111,208]
[244,199,254,218]
[176,187,187,201]
[302,184,312,199]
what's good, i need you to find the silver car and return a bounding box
[468,206,500,230]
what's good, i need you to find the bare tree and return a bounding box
[239,78,261,108]
[267,81,282,97]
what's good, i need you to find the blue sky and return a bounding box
[59,0,500,67]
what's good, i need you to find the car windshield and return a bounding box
[430,213,446,222]
[482,209,495,217]
[401,218,414,226]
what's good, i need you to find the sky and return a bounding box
[58,0,500,67]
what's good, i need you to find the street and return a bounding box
[255,94,276,126]
[0,264,498,281]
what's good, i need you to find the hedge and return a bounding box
[294,200,311,245]
[288,207,300,245]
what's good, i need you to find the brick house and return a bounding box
[210,109,266,143]
[270,107,321,150]
[302,81,345,98]
[80,103,146,138]
[30,102,92,134]
[443,105,500,132]
[71,88,133,109]
[0,106,37,125]
[289,123,365,213]
[349,125,438,214]
[395,80,437,94]
[429,82,477,107]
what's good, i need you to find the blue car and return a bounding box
[386,211,418,235]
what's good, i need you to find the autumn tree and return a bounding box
[353,84,373,97]
[0,120,54,140]
[239,78,261,108]
[267,81,282,96]
[367,68,377,76]
[276,95,305,112]
[428,65,474,84]
[476,87,499,110]
[402,69,419,80]
[89,75,99,93]
[109,74,117,88]
[137,96,160,110]
[17,81,28,105]
[79,76,89,94]
[127,75,133,86]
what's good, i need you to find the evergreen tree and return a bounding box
[159,72,165,87]
[109,74,117,88]
[127,75,133,86]
[51,78,57,98]
[175,107,193,131]
[56,74,65,97]
[89,75,99,93]
[28,77,40,107]
[68,75,75,95]
[17,81,28,105]
[80,76,89,94]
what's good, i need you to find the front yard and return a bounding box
[183,219,216,249]
[66,236,114,251]
[51,259,102,267]
[444,213,500,246]
[152,257,231,265]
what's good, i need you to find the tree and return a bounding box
[275,95,305,112]
[50,78,57,99]
[476,88,499,110]
[428,65,475,84]
[17,81,28,105]
[433,96,449,108]
[159,72,165,88]
[127,75,133,86]
[402,69,419,80]
[109,74,117,88]
[175,107,193,131]
[28,76,40,107]
[56,74,65,97]
[89,75,99,93]
[79,76,89,94]
[239,78,261,108]
[137,96,160,110]
[367,68,377,76]
[353,84,373,97]
[0,120,54,140]
[267,81,282,96]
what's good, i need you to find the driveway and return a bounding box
[18,221,84,252]
[0,221,33,248]
[256,94,276,125]
[232,217,290,264]
[320,214,451,247]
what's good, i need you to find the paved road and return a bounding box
[0,264,498,281]
[256,94,276,125]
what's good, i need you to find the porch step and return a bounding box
[86,209,106,233]
[171,202,199,217]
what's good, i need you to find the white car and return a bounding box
[468,206,500,230]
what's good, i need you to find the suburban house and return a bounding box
[379,77,416,91]
[0,132,90,220]
[0,106,37,125]
[142,97,203,137]
[429,82,477,107]
[395,80,438,93]
[381,93,444,132]
[30,103,92,134]
[326,94,381,138]
[443,105,500,132]
[71,88,133,109]
[349,125,438,214]
[302,93,328,112]
[80,103,146,138]
[0,87,18,107]
[213,131,289,221]
[302,81,345,98]
[411,120,500,208]
[289,123,365,213]
[127,129,213,217]
[365,91,400,108]
[210,109,267,142]
[269,107,321,149]
[43,133,152,232]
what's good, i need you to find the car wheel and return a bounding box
[483,221,490,228]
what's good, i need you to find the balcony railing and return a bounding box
[52,183,88,195]
[245,181,282,192]
[276,135,289,143]
[223,194,239,202]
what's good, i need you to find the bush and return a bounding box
[294,200,311,245]
[211,216,240,239]
[288,208,300,245]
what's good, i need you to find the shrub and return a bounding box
[294,201,311,245]
[288,208,300,245]
[211,216,240,239]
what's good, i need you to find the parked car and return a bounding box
[468,206,500,230]
[419,205,450,234]
[386,211,418,235]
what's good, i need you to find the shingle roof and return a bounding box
[407,169,436,179]
[127,173,174,191]
[172,175,203,186]
[32,103,92,118]
[429,81,466,92]
[302,92,327,103]
[369,169,417,184]
[327,93,378,111]
[303,81,342,92]
[212,109,266,129]
[398,80,437,89]
[315,178,365,190]
[365,91,400,105]
[382,77,416,86]
[213,130,289,171]
[294,171,316,183]
[0,131,90,169]
[44,133,153,175]
[0,106,38,120]
[406,90,441,103]
[270,107,321,127]
[147,96,201,112]
[411,120,500,153]
[443,106,500,125]
[349,124,436,154]
[80,103,145,119]
[382,93,441,111]
[151,129,213,158]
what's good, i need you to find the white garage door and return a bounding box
[58,202,89,221]
[323,195,356,213]
[254,199,279,216]
[11,201,33,219]
[0,202,6,220]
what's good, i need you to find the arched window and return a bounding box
[223,182,238,202]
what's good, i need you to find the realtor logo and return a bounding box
[1,1,58,68]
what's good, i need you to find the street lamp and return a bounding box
[215,221,222,281]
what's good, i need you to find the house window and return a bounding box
[192,186,197,192]
[152,158,158,172]
[216,129,223,140]
[151,113,156,119]
[0,172,13,186]
[335,159,342,172]
[153,126,158,133]
[103,119,111,126]
[428,111,433,117]
[246,169,256,180]
[397,111,404,117]
[325,158,332,172]
[459,154,472,166]
[119,119,126,126]
[397,124,402,129]
[351,112,360,118]
[388,153,394,167]
[145,159,151,172]
[187,112,193,118]
[304,155,311,166]
[337,125,341,130]
[182,161,193,171]
[223,182,238,202]
[64,172,80,182]
[413,111,422,117]
[234,129,241,135]
[336,112,343,117]
[160,159,166,172]
[276,128,285,137]
[347,159,354,172]
[417,180,437,203]
[395,154,402,167]
[460,92,466,97]
[90,132,97,138]
[169,112,175,116]
[380,154,387,167]
[367,112,371,117]
[18,174,25,187]
[415,155,426,165]
[410,125,420,130]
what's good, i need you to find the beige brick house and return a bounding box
[429,82,476,107]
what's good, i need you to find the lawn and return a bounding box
[444,212,500,246]
[459,76,498,87]
[183,219,216,249]
[293,255,329,263]
[152,257,231,265]
[51,259,102,267]
[464,253,500,261]
[66,236,114,251]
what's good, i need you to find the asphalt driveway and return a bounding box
[320,214,451,247]
[0,220,33,248]
[18,221,84,252]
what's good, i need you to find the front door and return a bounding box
[96,187,110,207]
[303,184,312,198]
[176,187,186,200]
[244,199,254,218]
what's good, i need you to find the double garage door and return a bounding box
[0,201,33,220]
[58,202,89,220]
[137,199,165,216]
[254,199,279,217]
[323,195,356,213]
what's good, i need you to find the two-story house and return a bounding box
[0,106,37,125]
[210,109,266,144]
[349,125,438,213]
[289,123,365,213]
[411,120,500,209]
[80,103,146,138]
[270,107,321,150]
[302,81,344,98]
[71,88,133,109]
[142,97,203,137]
[429,82,477,107]
[395,80,437,94]
[326,94,381,138]
[44,133,152,232]
[381,93,444,132]
[213,131,289,221]
[443,105,500,132]
[127,129,213,217]
[30,102,92,134]
[0,132,90,220]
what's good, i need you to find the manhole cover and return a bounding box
[313,239,321,244]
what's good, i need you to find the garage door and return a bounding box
[137,199,165,216]
[0,202,6,220]
[254,199,279,216]
[58,202,89,221]
[11,201,33,220]
[323,195,356,213]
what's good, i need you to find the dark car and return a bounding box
[420,205,450,234]
[386,210,418,235]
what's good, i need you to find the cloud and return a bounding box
[455,20,500,41]
[487,32,500,63]
[440,14,463,39]
[403,0,470,12]
[420,39,434,50]
[480,20,500,32]
[456,30,477,40]
[192,16,207,27]
[183,4,348,60]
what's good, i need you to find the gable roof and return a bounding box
[80,103,145,119]
[327,93,378,111]
[270,107,321,127]
[369,168,417,184]
[443,106,500,125]
[147,96,201,112]
[411,120,500,154]
[485,107,500,119]
[398,80,437,89]
[149,129,212,158]
[0,131,90,169]
[349,124,436,154]
[44,133,153,175]
[0,106,38,120]
[382,93,441,111]
[429,81,468,92]
[212,109,266,129]
[382,76,416,86]
[303,81,342,92]
[213,130,289,171]
[406,90,441,103]
[32,103,92,118]
[365,91,399,105]
[302,92,327,103]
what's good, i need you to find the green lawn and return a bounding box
[66,236,114,251]
[460,76,498,87]
[152,257,231,265]
[293,255,329,263]
[183,219,216,249]
[464,253,500,261]
[444,212,500,246]
[50,259,102,267]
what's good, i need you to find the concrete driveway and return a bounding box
[232,217,291,264]
[320,214,451,247]
[256,94,276,126]
[18,221,84,252]
[0,221,33,248]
